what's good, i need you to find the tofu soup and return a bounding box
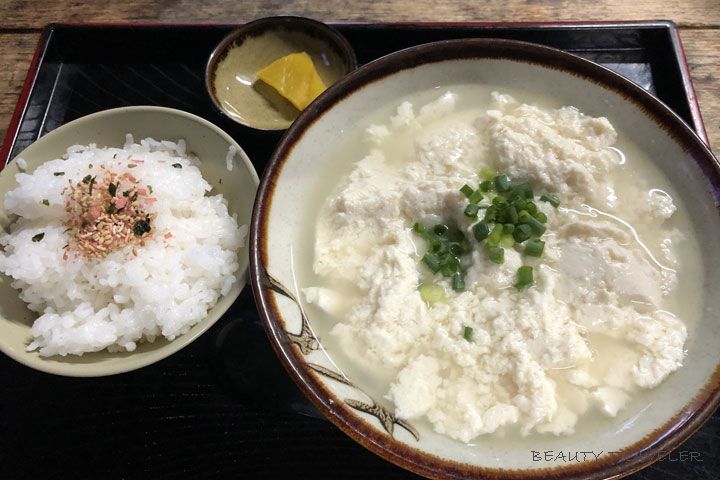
[297,86,702,443]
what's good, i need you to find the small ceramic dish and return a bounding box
[0,106,259,376]
[205,16,357,131]
[251,39,720,478]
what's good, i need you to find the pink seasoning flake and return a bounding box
[120,172,137,183]
[113,196,129,209]
[88,205,102,220]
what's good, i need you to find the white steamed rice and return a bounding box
[0,135,247,356]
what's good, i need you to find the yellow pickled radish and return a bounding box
[256,52,327,111]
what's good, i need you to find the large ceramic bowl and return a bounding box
[250,39,720,478]
[0,106,259,376]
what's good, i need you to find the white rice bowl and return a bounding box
[0,135,247,357]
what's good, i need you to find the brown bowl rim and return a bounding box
[204,15,359,132]
[250,38,720,479]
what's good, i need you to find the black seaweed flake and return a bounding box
[132,219,151,236]
[41,199,49,206]
[172,163,182,169]
[88,175,97,195]
[32,232,45,242]
[53,172,64,176]
[108,182,117,196]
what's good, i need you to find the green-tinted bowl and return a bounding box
[0,106,259,376]
[205,16,357,131]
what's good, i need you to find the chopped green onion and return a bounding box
[413,222,427,236]
[526,217,547,236]
[451,273,465,292]
[488,246,505,264]
[502,223,515,235]
[494,174,511,192]
[433,224,448,236]
[518,210,532,223]
[479,180,494,192]
[535,211,548,224]
[419,283,446,305]
[487,223,504,247]
[510,180,533,199]
[504,188,521,203]
[460,184,474,198]
[473,222,490,241]
[31,232,44,242]
[440,254,460,277]
[492,195,506,206]
[540,194,560,208]
[463,325,474,341]
[464,203,481,218]
[41,199,49,206]
[506,205,519,224]
[422,252,442,273]
[483,205,497,223]
[430,239,445,253]
[479,167,497,181]
[524,239,545,257]
[525,202,538,215]
[500,234,515,248]
[449,242,468,256]
[515,265,534,290]
[468,189,484,204]
[513,224,532,243]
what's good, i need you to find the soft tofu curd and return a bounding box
[305,91,691,442]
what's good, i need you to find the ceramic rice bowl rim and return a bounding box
[250,39,720,479]
[0,106,259,377]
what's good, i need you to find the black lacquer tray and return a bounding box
[0,21,716,480]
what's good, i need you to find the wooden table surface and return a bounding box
[0,0,718,152]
